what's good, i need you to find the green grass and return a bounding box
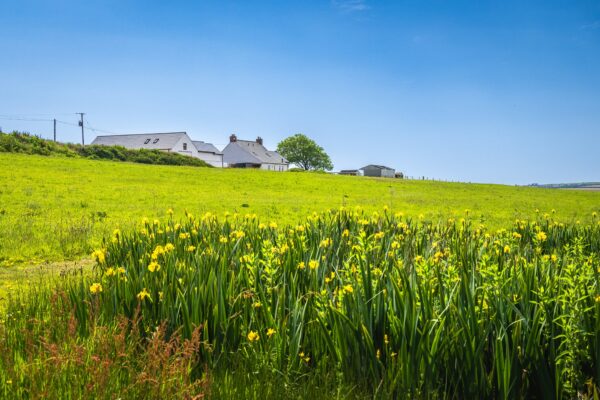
[1,153,598,267]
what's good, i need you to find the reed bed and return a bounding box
[2,208,599,398]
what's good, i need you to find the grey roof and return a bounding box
[222,140,288,165]
[360,164,394,171]
[192,141,222,155]
[91,132,188,150]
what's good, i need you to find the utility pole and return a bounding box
[77,113,85,145]
[53,119,57,142]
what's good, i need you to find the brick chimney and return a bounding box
[229,134,237,143]
[256,136,263,145]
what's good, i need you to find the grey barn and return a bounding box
[360,165,395,178]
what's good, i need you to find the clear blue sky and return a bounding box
[1,0,599,184]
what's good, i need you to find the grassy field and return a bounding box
[1,152,598,266]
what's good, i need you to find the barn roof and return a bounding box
[360,164,394,171]
[192,141,222,155]
[91,132,189,150]
[223,140,288,165]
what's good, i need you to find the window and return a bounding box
[144,139,151,144]
[183,143,187,150]
[153,138,159,144]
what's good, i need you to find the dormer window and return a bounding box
[183,143,187,150]
[144,139,151,144]
[153,138,160,144]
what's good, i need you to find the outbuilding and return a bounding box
[360,164,395,178]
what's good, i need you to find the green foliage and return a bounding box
[0,131,210,167]
[277,133,333,171]
[6,209,597,398]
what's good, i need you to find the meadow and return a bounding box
[1,153,600,398]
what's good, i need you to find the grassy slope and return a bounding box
[1,152,598,265]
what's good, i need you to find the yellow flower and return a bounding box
[376,349,381,359]
[309,260,319,270]
[165,243,175,252]
[342,229,350,238]
[269,222,278,229]
[253,302,262,309]
[247,330,260,342]
[258,223,266,229]
[391,241,400,250]
[536,231,547,242]
[117,267,126,274]
[179,232,191,240]
[148,261,160,272]
[551,254,558,263]
[186,245,196,252]
[374,232,385,240]
[512,232,522,239]
[296,225,305,233]
[320,238,332,248]
[297,261,306,270]
[219,236,228,243]
[105,267,116,277]
[266,328,276,338]
[343,284,354,294]
[92,249,106,264]
[137,288,151,301]
[89,283,103,294]
[503,245,511,254]
[167,208,174,215]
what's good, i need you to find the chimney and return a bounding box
[229,134,237,143]
[256,136,263,145]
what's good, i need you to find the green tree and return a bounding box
[276,134,333,171]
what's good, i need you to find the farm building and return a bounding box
[192,141,223,167]
[339,169,363,176]
[222,135,289,171]
[360,165,395,178]
[90,132,222,167]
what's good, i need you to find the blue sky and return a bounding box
[1,0,599,184]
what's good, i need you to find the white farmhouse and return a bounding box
[192,141,223,168]
[90,132,222,167]
[222,134,289,171]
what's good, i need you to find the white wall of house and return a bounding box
[198,152,223,167]
[261,163,288,171]
[170,136,199,158]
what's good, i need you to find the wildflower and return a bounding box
[105,267,116,277]
[595,295,600,303]
[89,283,103,294]
[247,330,260,342]
[148,261,160,272]
[296,225,305,233]
[137,288,151,301]
[536,231,547,242]
[167,208,174,215]
[309,260,319,270]
[414,255,424,263]
[92,249,106,264]
[219,236,228,243]
[186,245,196,252]
[320,238,332,248]
[512,232,522,239]
[343,284,354,294]
[179,232,191,240]
[258,223,266,229]
[391,241,400,250]
[159,291,164,301]
[374,232,385,240]
[252,302,262,309]
[117,267,126,274]
[269,222,278,229]
[376,349,381,359]
[165,243,175,252]
[503,245,511,254]
[551,254,558,263]
[342,229,350,238]
[297,261,305,270]
[384,334,389,345]
[266,328,276,338]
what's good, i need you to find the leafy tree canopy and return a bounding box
[276,134,333,171]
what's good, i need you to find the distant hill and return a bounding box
[0,131,211,167]
[528,182,600,190]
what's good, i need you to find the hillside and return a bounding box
[1,152,598,266]
[0,131,211,167]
